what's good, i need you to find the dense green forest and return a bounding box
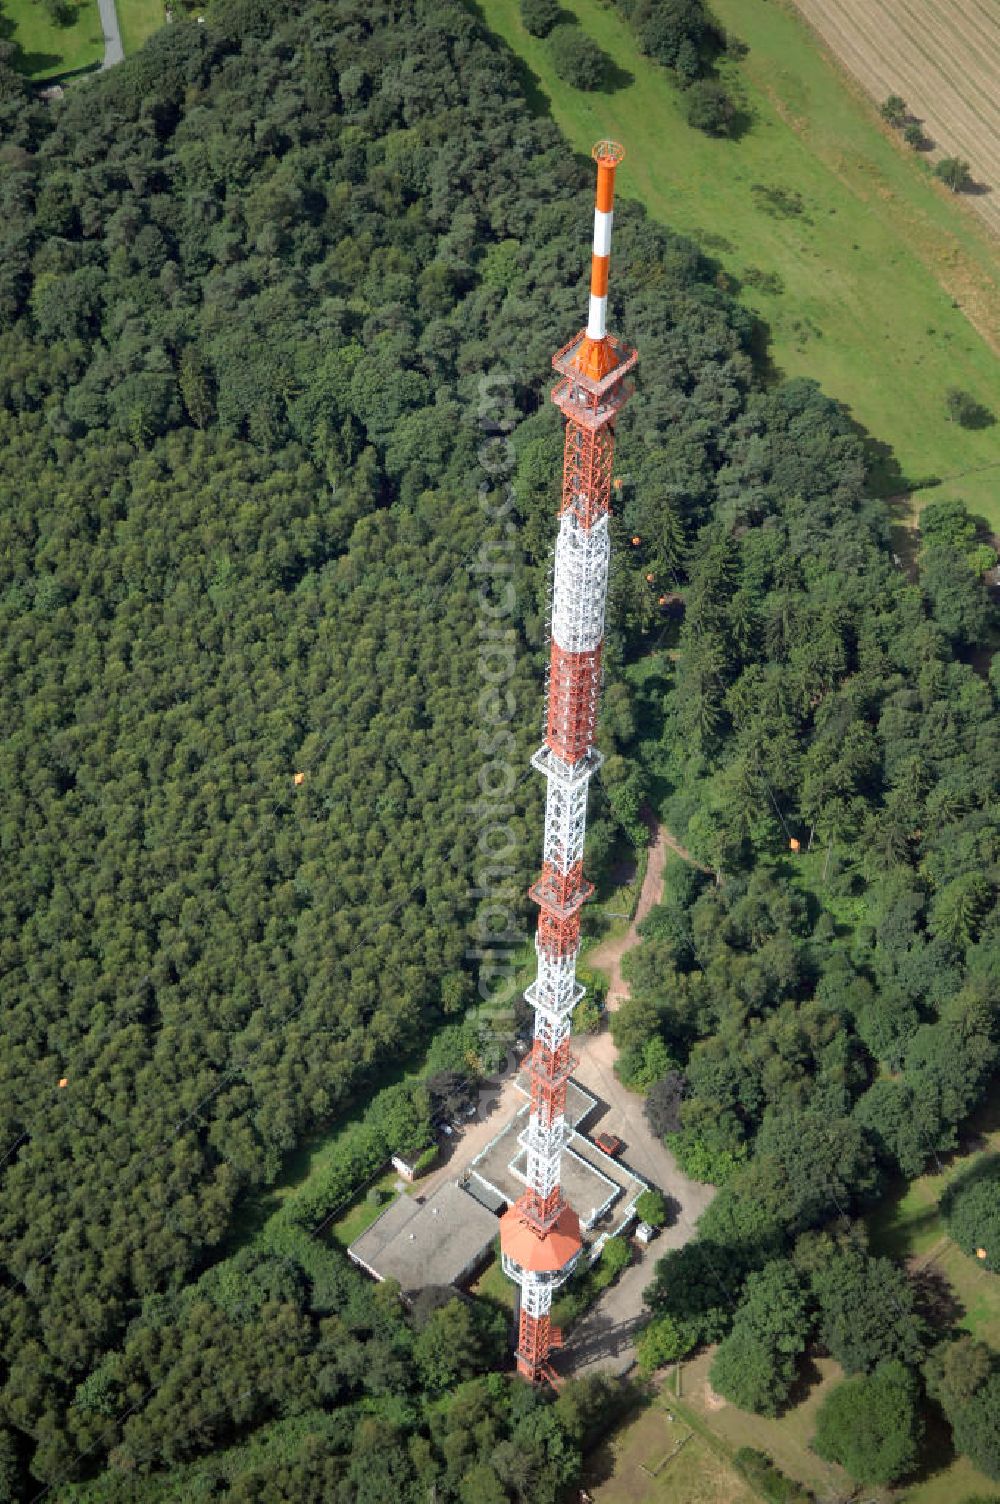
[620,405,1000,1477]
[0,0,996,1496]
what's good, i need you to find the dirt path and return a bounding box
[587,816,707,1010]
[564,818,717,1378]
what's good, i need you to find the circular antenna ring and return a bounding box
[592,139,625,166]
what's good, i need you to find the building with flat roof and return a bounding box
[347,1181,498,1297]
[465,1086,648,1246]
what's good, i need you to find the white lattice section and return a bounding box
[541,769,590,876]
[551,512,610,654]
[502,1264,571,1312]
[525,949,583,1017]
[533,1008,572,1057]
[523,1116,567,1198]
[519,1277,550,1317]
[532,743,602,787]
[502,1257,579,1304]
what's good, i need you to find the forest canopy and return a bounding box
[0,0,996,1495]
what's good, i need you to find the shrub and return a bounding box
[673,35,701,82]
[617,1034,676,1090]
[519,0,560,37]
[945,387,995,430]
[548,24,608,89]
[742,265,785,296]
[879,94,907,127]
[598,1236,632,1281]
[637,0,715,73]
[733,1449,812,1504]
[41,0,76,24]
[920,497,978,550]
[554,1238,631,1327]
[667,1128,747,1185]
[941,1156,1000,1271]
[904,122,926,149]
[684,78,737,136]
[813,1361,922,1485]
[945,1371,1000,1480]
[637,1313,699,1373]
[413,1142,439,1176]
[935,156,972,192]
[925,1335,993,1411]
[636,1189,669,1228]
[573,994,603,1035]
[929,1340,1000,1480]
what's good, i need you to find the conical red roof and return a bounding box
[499,1203,582,1273]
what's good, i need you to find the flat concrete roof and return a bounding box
[468,1105,641,1231]
[467,1072,651,1239]
[348,1181,498,1294]
[464,1176,507,1215]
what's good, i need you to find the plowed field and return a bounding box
[793,0,1000,238]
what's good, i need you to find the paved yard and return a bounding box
[560,1032,716,1377]
[564,1246,656,1377]
[414,1070,525,1204]
[572,1028,715,1247]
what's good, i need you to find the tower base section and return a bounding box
[516,1309,551,1382]
[500,1202,583,1382]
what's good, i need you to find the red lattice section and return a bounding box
[546,642,602,765]
[528,1071,569,1134]
[517,1310,551,1381]
[536,906,582,959]
[551,330,638,434]
[561,419,616,529]
[530,1036,574,1086]
[520,1184,564,1233]
[530,860,592,915]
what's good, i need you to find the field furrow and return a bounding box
[860,0,1000,170]
[922,0,1000,67]
[792,0,1000,237]
[802,4,997,181]
[819,0,995,144]
[892,0,998,130]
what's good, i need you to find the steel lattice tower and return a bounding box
[499,141,637,1385]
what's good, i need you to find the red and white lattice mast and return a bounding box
[500,142,637,1384]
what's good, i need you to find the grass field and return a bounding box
[869,1087,1000,1347]
[587,1395,758,1504]
[478,0,1000,525]
[327,1168,404,1248]
[677,1349,854,1502]
[792,0,1000,240]
[117,0,164,54]
[0,0,102,77]
[661,1101,1000,1504]
[592,1092,1000,1504]
[470,1254,516,1311]
[904,1457,1000,1504]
